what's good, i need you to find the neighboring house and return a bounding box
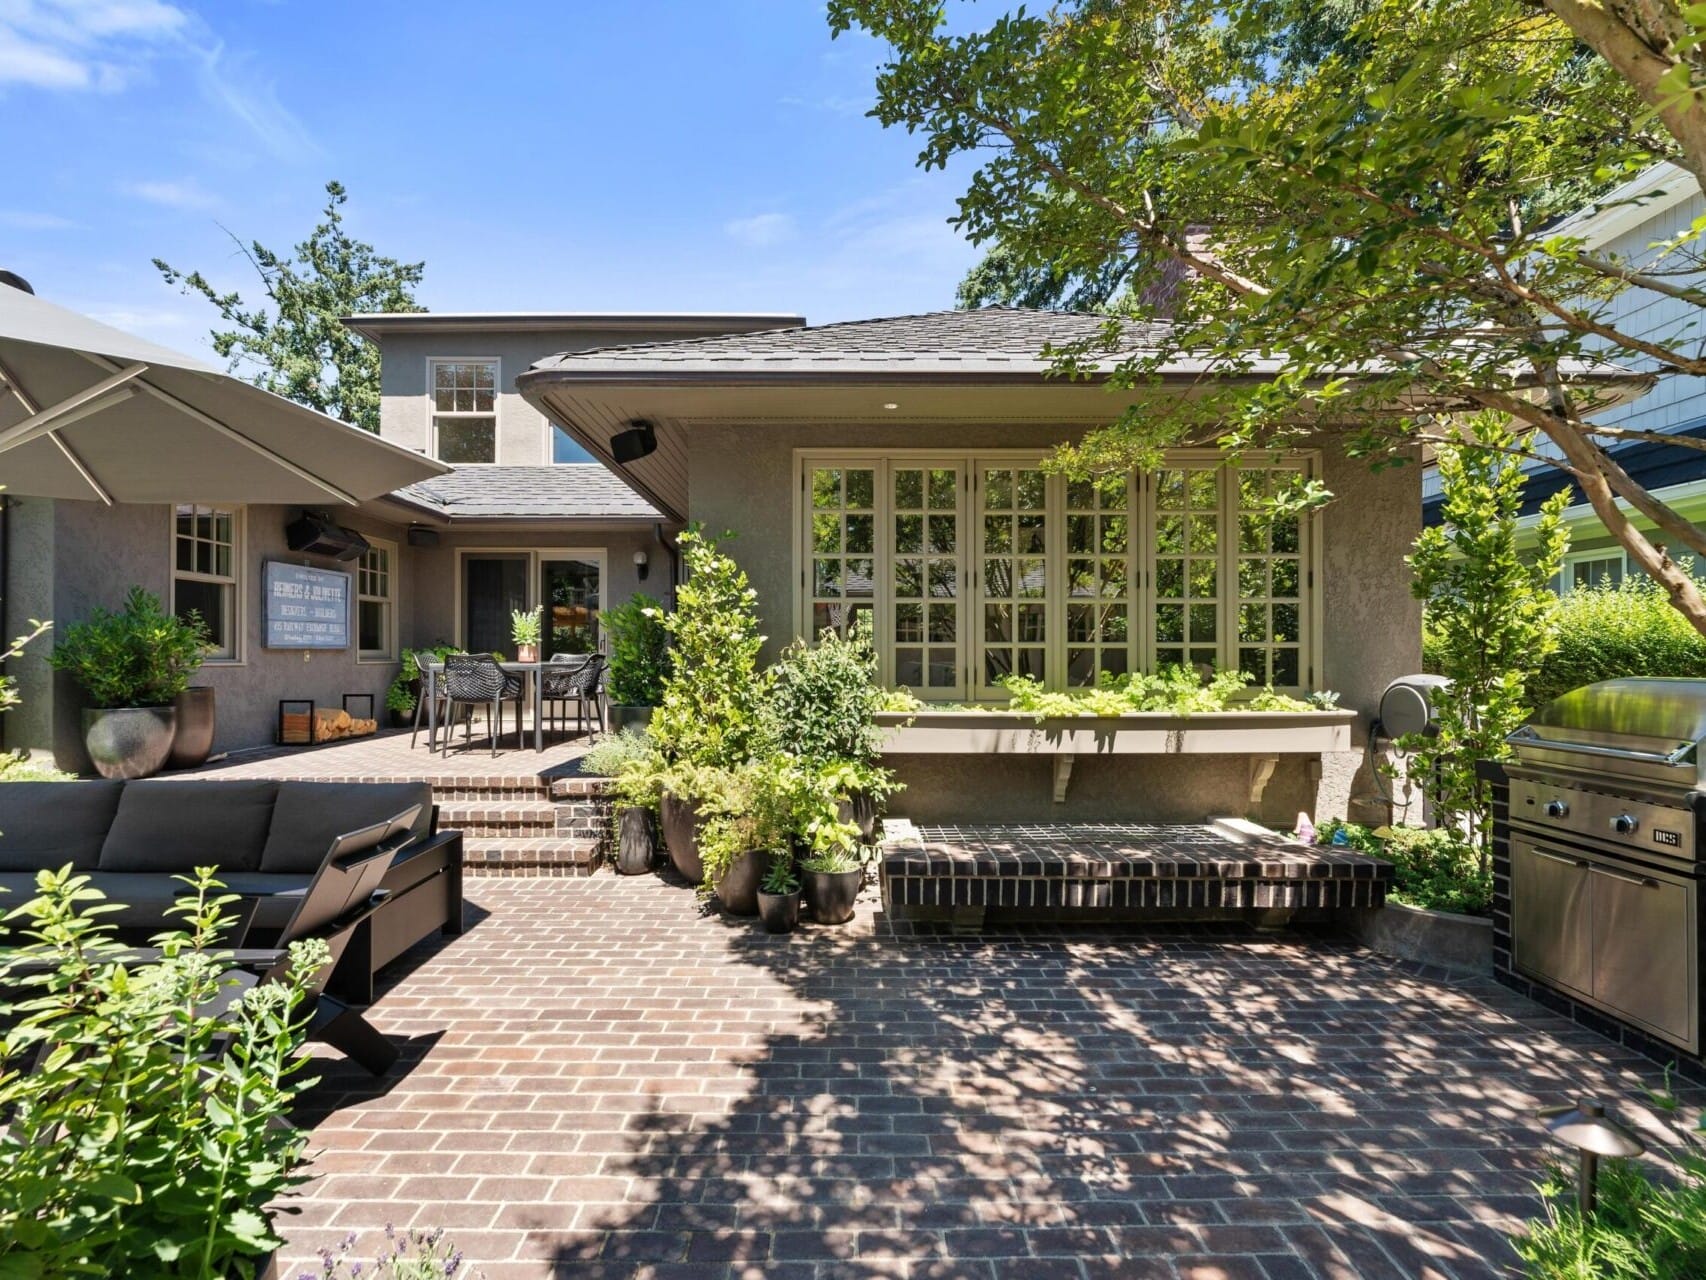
[1423,162,1706,590]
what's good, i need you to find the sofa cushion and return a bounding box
[259,782,433,875]
[0,780,123,871]
[98,781,279,874]
[0,869,307,935]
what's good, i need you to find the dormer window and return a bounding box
[430,359,497,463]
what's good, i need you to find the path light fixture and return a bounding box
[610,418,657,466]
[1540,1099,1645,1215]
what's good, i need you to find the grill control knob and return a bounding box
[1612,813,1639,835]
[1544,800,1569,818]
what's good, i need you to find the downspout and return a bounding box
[655,522,681,609]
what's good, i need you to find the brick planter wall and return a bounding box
[1483,761,1706,1083]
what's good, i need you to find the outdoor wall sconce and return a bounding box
[634,548,649,581]
[1540,1099,1645,1215]
[611,419,657,466]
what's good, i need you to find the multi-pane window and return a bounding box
[797,451,1318,700]
[1065,474,1132,686]
[980,465,1050,692]
[1560,550,1626,594]
[430,359,497,464]
[173,504,239,661]
[891,464,962,695]
[357,541,395,660]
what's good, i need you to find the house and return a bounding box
[1423,161,1706,589]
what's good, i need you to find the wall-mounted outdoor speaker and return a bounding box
[407,525,441,548]
[611,419,658,466]
[286,511,371,561]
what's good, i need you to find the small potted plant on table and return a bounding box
[511,607,542,663]
[48,586,209,779]
[602,593,670,734]
[757,850,801,934]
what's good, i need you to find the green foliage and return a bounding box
[649,529,770,771]
[155,181,423,433]
[509,608,542,647]
[800,841,863,875]
[1408,419,1568,866]
[1515,1091,1706,1279]
[309,1225,485,1279]
[762,851,799,896]
[0,867,324,1277]
[48,586,209,708]
[998,668,1320,716]
[696,756,798,892]
[0,752,73,782]
[579,728,654,779]
[386,645,459,718]
[766,616,886,766]
[1317,820,1492,915]
[0,618,50,726]
[1526,578,1706,707]
[602,593,671,707]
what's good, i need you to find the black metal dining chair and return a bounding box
[542,653,606,740]
[409,650,453,750]
[440,654,523,756]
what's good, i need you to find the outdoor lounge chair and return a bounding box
[542,653,606,739]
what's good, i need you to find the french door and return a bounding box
[460,550,606,657]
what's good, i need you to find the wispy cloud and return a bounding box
[0,2,319,162]
[725,211,796,249]
[0,208,78,230]
[121,177,219,211]
[778,93,870,118]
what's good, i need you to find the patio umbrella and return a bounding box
[0,281,447,505]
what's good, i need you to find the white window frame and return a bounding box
[452,547,611,651]
[794,448,1323,700]
[1558,548,1628,595]
[355,537,398,662]
[170,504,245,664]
[427,356,500,465]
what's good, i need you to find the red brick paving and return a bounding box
[278,875,1700,1280]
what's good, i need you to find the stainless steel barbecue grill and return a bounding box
[1505,678,1705,1054]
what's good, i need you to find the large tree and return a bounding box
[155,181,423,433]
[831,0,1706,634]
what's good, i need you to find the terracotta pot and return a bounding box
[758,889,801,934]
[713,849,765,916]
[614,805,657,875]
[660,791,703,882]
[166,685,215,770]
[803,868,864,925]
[82,706,176,780]
[515,643,539,663]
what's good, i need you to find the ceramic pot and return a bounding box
[389,706,412,729]
[713,849,765,916]
[660,792,704,883]
[758,889,801,934]
[515,643,539,663]
[836,789,880,844]
[608,704,654,735]
[166,685,215,770]
[803,868,864,926]
[614,805,657,875]
[83,706,176,780]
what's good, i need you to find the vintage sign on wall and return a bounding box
[263,561,351,649]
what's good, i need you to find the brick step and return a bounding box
[462,837,602,876]
[433,800,562,838]
[421,777,554,802]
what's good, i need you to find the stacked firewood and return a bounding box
[313,707,377,741]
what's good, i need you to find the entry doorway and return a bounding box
[459,549,608,657]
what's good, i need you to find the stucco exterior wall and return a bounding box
[687,421,1421,824]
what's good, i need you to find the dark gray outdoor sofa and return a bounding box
[0,780,464,1005]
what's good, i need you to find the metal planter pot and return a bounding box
[608,705,653,736]
[83,706,176,780]
[803,869,864,926]
[660,792,704,883]
[714,849,765,916]
[836,790,879,844]
[167,685,215,770]
[758,889,801,934]
[614,805,657,875]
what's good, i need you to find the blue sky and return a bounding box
[0,1,983,360]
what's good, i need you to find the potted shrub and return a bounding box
[603,593,670,734]
[580,727,660,875]
[511,608,542,663]
[384,674,416,729]
[800,839,865,926]
[757,850,801,934]
[48,586,209,779]
[698,756,792,916]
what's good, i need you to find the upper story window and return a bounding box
[356,540,396,660]
[173,504,241,662]
[430,359,497,464]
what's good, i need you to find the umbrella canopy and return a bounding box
[0,284,448,505]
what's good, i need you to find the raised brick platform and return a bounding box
[881,820,1391,922]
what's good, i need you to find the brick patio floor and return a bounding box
[181,725,595,782]
[280,875,1702,1280]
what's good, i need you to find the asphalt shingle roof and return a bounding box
[395,464,660,520]
[529,307,1171,372]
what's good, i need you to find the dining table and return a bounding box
[421,655,593,754]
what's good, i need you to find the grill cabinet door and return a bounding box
[1590,863,1698,1052]
[1511,840,1592,998]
